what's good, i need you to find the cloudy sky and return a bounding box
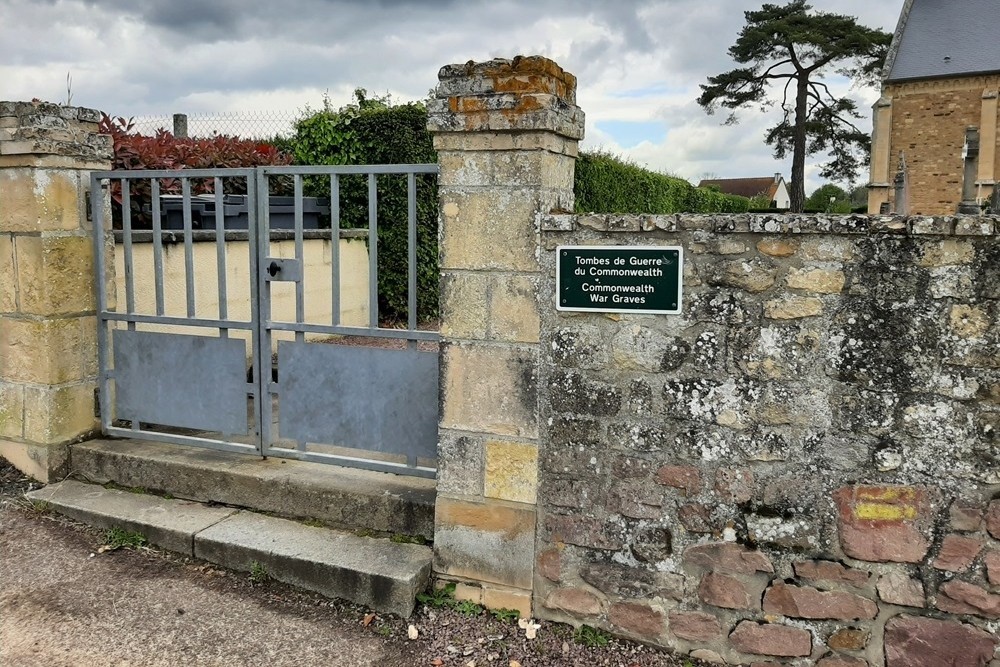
[0,0,902,192]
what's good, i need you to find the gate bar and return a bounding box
[294,174,305,343]
[91,174,111,434]
[253,169,270,447]
[368,173,378,329]
[121,183,135,318]
[407,172,417,336]
[214,177,229,336]
[182,178,196,318]
[330,173,341,326]
[151,179,165,316]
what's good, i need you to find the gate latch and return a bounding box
[264,258,302,282]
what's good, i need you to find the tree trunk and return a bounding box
[789,77,809,213]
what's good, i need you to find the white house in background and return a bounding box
[697,173,791,209]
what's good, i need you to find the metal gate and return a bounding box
[90,165,440,478]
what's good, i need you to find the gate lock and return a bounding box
[264,258,302,282]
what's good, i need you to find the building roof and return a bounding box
[698,177,780,199]
[885,0,1000,82]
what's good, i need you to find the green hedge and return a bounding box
[573,151,750,214]
[289,91,438,323]
[288,98,747,322]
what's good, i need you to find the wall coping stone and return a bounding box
[539,213,1000,237]
[0,100,110,162]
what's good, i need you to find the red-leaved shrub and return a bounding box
[98,114,293,227]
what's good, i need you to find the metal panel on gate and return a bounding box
[277,340,438,460]
[113,329,249,435]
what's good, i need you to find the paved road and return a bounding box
[0,495,421,667]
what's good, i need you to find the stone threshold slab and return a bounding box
[26,480,235,555]
[70,439,436,539]
[26,480,432,617]
[196,511,432,618]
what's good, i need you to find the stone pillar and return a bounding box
[427,56,583,616]
[867,96,893,214]
[0,101,112,481]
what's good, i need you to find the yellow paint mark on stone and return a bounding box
[855,502,918,522]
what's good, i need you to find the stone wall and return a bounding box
[869,76,1000,216]
[0,101,112,481]
[533,212,1000,666]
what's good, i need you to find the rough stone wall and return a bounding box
[534,212,1000,666]
[0,101,113,481]
[882,77,1000,215]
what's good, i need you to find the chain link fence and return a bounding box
[130,111,299,139]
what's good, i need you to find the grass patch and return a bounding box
[453,599,484,616]
[27,498,52,513]
[573,624,611,648]
[249,561,270,584]
[302,518,325,528]
[389,533,427,545]
[103,526,148,550]
[416,581,456,608]
[490,607,521,623]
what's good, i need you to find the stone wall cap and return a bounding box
[540,212,1000,237]
[0,100,102,122]
[438,55,576,91]
[430,55,582,139]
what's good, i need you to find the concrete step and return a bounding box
[26,480,432,618]
[70,439,435,540]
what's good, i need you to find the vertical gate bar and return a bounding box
[214,177,228,339]
[121,180,135,321]
[294,174,304,343]
[91,175,112,434]
[122,181,137,432]
[255,170,272,455]
[151,179,165,316]
[330,174,341,327]
[182,178,196,318]
[407,172,417,348]
[367,172,378,330]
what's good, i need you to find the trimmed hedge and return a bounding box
[289,92,438,323]
[574,151,750,214]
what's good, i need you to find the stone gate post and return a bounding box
[427,57,584,615]
[0,102,112,481]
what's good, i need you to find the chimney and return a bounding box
[774,172,781,183]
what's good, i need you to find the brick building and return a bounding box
[868,0,1000,215]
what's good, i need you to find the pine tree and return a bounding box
[697,1,891,212]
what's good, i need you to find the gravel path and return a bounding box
[0,460,705,667]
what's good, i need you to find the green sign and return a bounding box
[556,245,683,314]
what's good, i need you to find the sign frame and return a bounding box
[555,244,684,315]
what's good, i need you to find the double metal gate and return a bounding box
[90,165,440,478]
